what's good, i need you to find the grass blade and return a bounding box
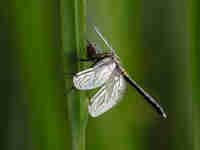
[60,0,88,150]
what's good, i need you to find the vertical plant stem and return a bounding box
[75,0,88,149]
[61,0,88,150]
[190,0,200,149]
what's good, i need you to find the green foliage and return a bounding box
[61,0,87,150]
[13,0,69,150]
[190,0,200,149]
[2,0,194,150]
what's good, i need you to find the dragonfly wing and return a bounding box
[93,25,116,55]
[73,58,116,90]
[88,70,126,117]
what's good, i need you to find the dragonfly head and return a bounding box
[86,40,98,59]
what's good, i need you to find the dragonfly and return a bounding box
[73,25,167,118]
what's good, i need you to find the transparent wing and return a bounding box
[93,25,116,55]
[73,57,116,90]
[88,70,126,117]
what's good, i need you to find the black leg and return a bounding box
[64,72,76,77]
[79,58,95,62]
[64,86,75,96]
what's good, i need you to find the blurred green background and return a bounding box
[1,0,195,150]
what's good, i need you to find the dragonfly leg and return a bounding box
[64,72,76,77]
[79,58,95,62]
[64,86,75,96]
[88,96,92,105]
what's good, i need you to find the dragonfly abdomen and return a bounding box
[122,73,167,119]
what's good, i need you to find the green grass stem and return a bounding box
[60,0,88,150]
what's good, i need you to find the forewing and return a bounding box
[73,58,116,90]
[93,25,116,55]
[88,70,126,117]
